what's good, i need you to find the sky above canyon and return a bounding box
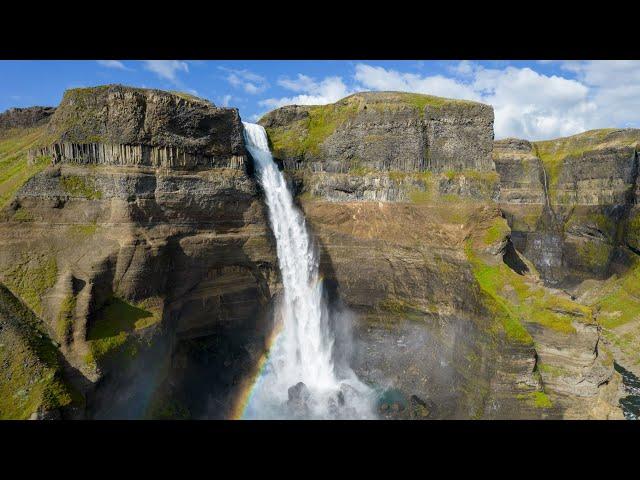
[1,60,638,141]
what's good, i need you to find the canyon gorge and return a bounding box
[0,85,638,419]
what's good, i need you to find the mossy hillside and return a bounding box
[626,211,640,250]
[0,126,51,208]
[85,296,162,366]
[56,294,76,343]
[266,99,360,158]
[573,239,613,271]
[1,253,58,316]
[465,241,593,337]
[484,216,510,246]
[591,256,640,330]
[0,284,76,419]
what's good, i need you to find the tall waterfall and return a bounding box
[241,122,373,419]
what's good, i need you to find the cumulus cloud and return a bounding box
[97,60,128,70]
[354,63,480,102]
[560,60,640,130]
[220,67,268,94]
[143,60,189,83]
[260,74,353,109]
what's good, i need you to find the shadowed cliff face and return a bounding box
[0,87,629,419]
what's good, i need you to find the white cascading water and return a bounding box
[242,122,374,419]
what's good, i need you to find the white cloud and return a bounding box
[354,63,480,102]
[143,60,189,83]
[472,65,594,140]
[560,60,640,129]
[260,75,353,109]
[97,60,127,70]
[220,67,268,94]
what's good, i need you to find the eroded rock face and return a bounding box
[495,130,640,286]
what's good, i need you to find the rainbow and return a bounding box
[228,321,283,420]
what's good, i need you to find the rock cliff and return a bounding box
[495,129,640,385]
[0,86,629,419]
[0,86,278,419]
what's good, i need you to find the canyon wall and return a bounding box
[0,86,279,419]
[262,93,625,419]
[0,86,632,419]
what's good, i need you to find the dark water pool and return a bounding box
[614,362,640,420]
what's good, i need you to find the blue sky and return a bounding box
[2,60,639,141]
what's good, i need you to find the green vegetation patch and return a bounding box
[86,296,161,365]
[60,175,102,200]
[484,217,510,246]
[593,257,640,329]
[574,240,612,271]
[2,253,58,315]
[516,391,553,409]
[0,126,51,208]
[0,284,76,419]
[266,100,360,158]
[466,241,592,337]
[56,294,76,343]
[626,211,640,250]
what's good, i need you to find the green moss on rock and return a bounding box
[85,296,161,365]
[2,253,58,316]
[0,284,75,419]
[60,175,102,200]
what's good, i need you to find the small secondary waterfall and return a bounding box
[241,122,373,419]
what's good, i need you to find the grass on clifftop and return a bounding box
[264,92,481,159]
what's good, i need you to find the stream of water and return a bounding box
[240,122,374,419]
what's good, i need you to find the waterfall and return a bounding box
[241,122,374,419]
